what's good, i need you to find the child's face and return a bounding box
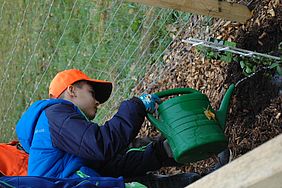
[73,82,100,120]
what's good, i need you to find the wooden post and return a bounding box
[187,134,282,188]
[127,0,251,23]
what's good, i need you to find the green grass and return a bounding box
[0,0,191,142]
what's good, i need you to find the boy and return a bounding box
[16,69,200,187]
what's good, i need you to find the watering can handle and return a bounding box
[147,87,200,132]
[154,87,200,98]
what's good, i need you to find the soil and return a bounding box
[236,1,282,54]
[223,0,282,163]
[133,0,282,176]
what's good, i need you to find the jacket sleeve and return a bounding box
[96,142,162,178]
[46,97,146,163]
[96,140,180,178]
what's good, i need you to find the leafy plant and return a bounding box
[239,56,282,76]
[197,38,282,76]
[196,38,236,63]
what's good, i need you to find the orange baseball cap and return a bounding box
[49,69,112,103]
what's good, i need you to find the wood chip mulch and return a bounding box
[132,0,282,176]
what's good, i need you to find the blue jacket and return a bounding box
[16,98,162,179]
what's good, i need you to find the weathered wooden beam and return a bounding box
[187,134,282,188]
[127,0,252,23]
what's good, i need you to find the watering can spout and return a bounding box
[216,84,235,130]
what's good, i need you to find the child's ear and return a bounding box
[66,85,77,97]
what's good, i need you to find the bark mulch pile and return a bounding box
[133,0,282,175]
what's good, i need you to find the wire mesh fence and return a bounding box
[0,0,192,142]
[0,0,266,142]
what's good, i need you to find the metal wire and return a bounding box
[0,0,31,93]
[182,38,281,61]
[1,0,56,129]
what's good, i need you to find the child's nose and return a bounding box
[95,100,100,106]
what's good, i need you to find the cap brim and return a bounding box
[87,79,113,104]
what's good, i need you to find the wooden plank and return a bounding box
[187,134,282,188]
[127,0,252,23]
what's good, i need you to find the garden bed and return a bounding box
[134,0,282,175]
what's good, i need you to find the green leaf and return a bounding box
[233,56,239,62]
[245,62,252,67]
[245,67,252,74]
[131,19,141,32]
[240,61,245,68]
[269,62,280,69]
[277,66,282,76]
[278,42,282,50]
[226,53,233,62]
[252,65,257,72]
[224,41,237,47]
[220,55,232,63]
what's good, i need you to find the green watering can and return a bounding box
[147,84,235,164]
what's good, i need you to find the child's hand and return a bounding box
[138,94,161,113]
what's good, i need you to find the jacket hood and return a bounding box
[16,99,73,153]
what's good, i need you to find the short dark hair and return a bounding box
[58,80,92,99]
[72,80,88,88]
